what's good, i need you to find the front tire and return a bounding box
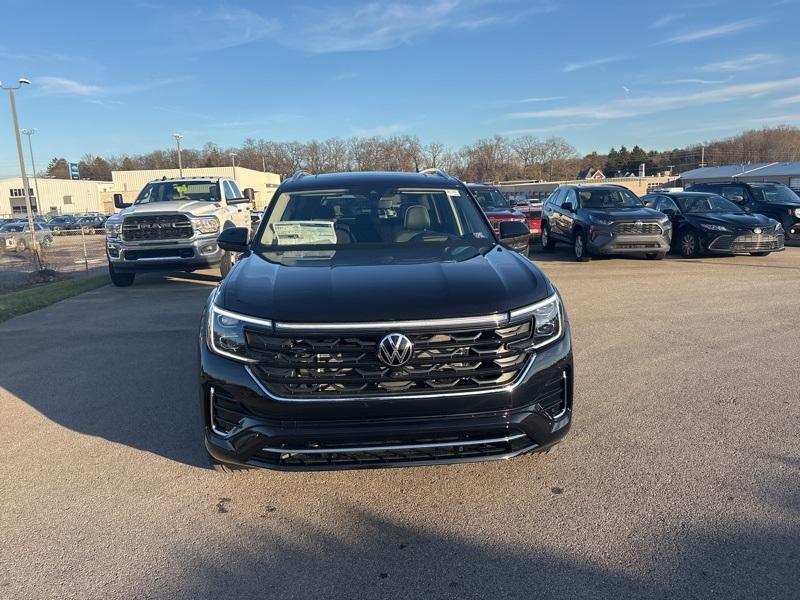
[679,230,701,258]
[208,452,251,474]
[573,230,590,262]
[646,252,666,260]
[750,251,770,257]
[540,223,556,251]
[108,262,135,287]
[15,239,27,253]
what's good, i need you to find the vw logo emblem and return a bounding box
[377,333,414,367]
[753,227,762,234]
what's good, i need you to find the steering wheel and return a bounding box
[408,230,459,243]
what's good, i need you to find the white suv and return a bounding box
[105,177,252,286]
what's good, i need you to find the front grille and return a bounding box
[247,321,534,398]
[253,432,533,468]
[122,214,193,241]
[614,242,659,249]
[729,234,783,253]
[612,222,662,235]
[124,248,194,260]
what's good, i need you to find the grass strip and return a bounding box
[0,274,110,323]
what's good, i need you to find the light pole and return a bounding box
[1,78,36,257]
[173,133,184,176]
[230,153,237,180]
[20,128,42,216]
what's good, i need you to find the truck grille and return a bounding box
[122,214,193,241]
[613,222,662,235]
[247,321,534,398]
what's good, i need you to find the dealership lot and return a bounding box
[0,249,798,599]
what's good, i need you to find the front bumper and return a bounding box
[106,234,222,272]
[200,315,573,471]
[784,221,800,240]
[588,226,672,255]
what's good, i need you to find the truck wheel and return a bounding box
[573,230,591,262]
[540,223,556,251]
[208,452,250,474]
[645,252,666,260]
[750,252,770,257]
[220,251,234,278]
[16,239,27,253]
[109,263,135,287]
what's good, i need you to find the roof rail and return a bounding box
[419,167,451,179]
[287,169,312,182]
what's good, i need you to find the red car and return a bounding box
[467,184,541,241]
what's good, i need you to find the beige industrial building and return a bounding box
[0,177,114,218]
[105,166,281,211]
[497,175,678,201]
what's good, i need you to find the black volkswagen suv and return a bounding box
[686,182,800,240]
[540,184,671,261]
[200,170,573,471]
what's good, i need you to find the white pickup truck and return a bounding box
[105,177,253,287]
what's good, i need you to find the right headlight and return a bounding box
[793,208,800,219]
[105,222,122,238]
[207,302,270,363]
[193,216,220,234]
[509,293,563,349]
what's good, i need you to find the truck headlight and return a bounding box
[207,303,270,363]
[793,208,800,219]
[700,223,730,232]
[508,293,563,349]
[193,216,220,234]
[105,222,122,238]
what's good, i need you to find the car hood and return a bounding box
[117,201,220,218]
[685,211,774,230]
[484,208,524,219]
[582,207,664,221]
[218,245,552,323]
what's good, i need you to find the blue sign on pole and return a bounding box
[69,162,80,180]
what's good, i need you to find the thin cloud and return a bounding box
[505,77,800,120]
[660,18,764,45]
[563,56,628,73]
[36,76,185,97]
[290,0,557,54]
[517,96,565,103]
[352,123,406,137]
[773,94,800,106]
[502,122,596,135]
[660,78,730,85]
[650,13,682,29]
[746,113,800,124]
[700,53,781,72]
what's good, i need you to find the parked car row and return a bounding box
[0,214,110,236]
[0,222,53,253]
[536,183,795,261]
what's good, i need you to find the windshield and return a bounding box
[750,184,800,204]
[674,194,743,214]
[578,188,642,209]
[0,224,23,232]
[470,188,511,210]
[255,186,493,249]
[135,181,220,204]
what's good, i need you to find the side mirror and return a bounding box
[113,193,131,209]
[561,201,574,212]
[217,227,249,253]
[243,188,255,201]
[661,208,678,216]
[499,220,529,240]
[729,194,745,204]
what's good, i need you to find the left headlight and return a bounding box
[105,222,122,237]
[793,208,800,219]
[207,303,270,363]
[700,223,730,232]
[509,293,563,349]
[193,216,220,234]
[589,215,613,226]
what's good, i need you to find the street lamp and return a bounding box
[20,128,42,216]
[172,133,184,176]
[1,78,36,258]
[230,153,237,180]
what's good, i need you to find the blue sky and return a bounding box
[2,0,800,176]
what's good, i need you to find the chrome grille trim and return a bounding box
[612,222,663,235]
[273,313,509,333]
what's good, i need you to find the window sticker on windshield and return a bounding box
[272,221,337,245]
[175,184,188,194]
[446,189,461,197]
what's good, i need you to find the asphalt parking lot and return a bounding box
[1,248,798,599]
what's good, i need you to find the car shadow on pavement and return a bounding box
[0,273,217,468]
[121,474,799,600]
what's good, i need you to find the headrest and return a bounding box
[404,205,430,231]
